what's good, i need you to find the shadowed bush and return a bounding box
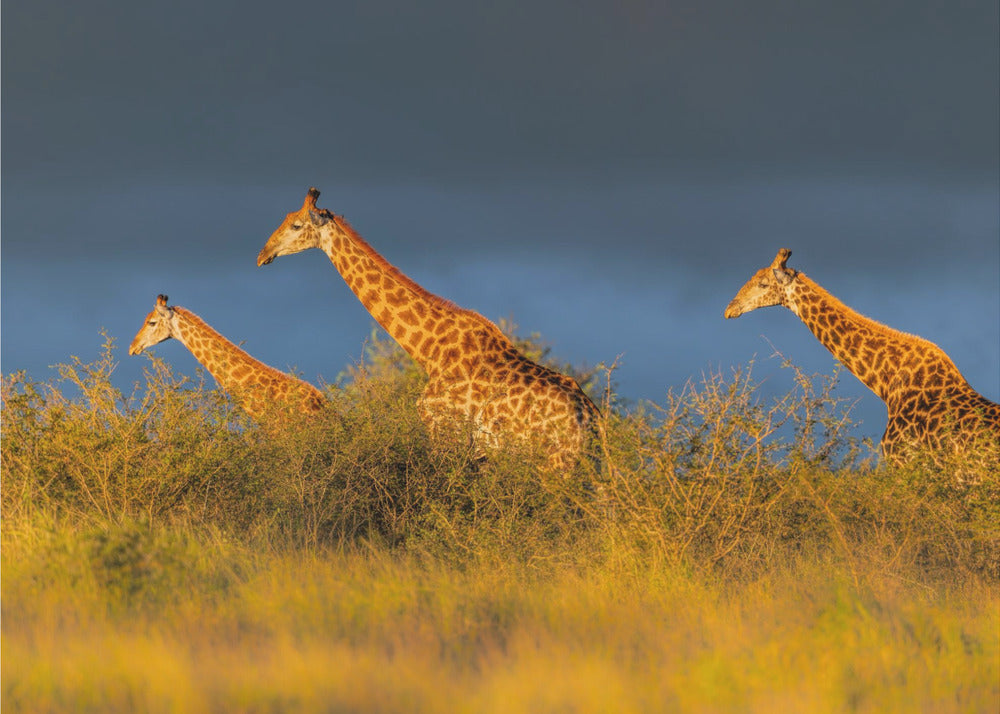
[3,333,996,584]
[3,331,998,713]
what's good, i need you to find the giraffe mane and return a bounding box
[326,211,511,342]
[798,273,963,373]
[171,306,323,389]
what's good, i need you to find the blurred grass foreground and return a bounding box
[2,332,998,714]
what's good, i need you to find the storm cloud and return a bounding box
[3,0,997,441]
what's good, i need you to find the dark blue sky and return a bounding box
[4,0,998,443]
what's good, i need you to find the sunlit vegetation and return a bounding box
[3,331,997,713]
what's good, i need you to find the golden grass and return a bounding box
[3,336,998,713]
[4,530,998,714]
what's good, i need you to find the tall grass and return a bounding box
[2,332,997,713]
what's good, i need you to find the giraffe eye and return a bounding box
[291,223,303,231]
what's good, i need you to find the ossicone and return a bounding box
[304,187,321,209]
[772,248,792,269]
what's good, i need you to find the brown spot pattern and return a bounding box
[727,257,999,464]
[259,189,601,470]
[132,303,326,421]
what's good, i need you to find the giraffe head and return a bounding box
[129,294,177,355]
[724,248,799,319]
[257,187,336,267]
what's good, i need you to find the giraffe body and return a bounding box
[257,189,598,469]
[129,295,326,419]
[725,249,1000,464]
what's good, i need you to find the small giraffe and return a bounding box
[256,188,599,470]
[129,294,326,419]
[725,249,1000,464]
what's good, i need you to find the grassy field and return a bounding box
[3,334,998,713]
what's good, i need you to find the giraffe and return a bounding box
[724,249,1000,464]
[129,294,326,419]
[256,188,599,470]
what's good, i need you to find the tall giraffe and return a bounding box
[256,188,599,470]
[724,249,1000,464]
[129,294,326,419]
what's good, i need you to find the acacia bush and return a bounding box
[2,332,996,585]
[4,330,997,714]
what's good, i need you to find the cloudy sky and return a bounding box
[4,0,998,444]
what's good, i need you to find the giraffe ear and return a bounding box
[771,248,796,285]
[154,294,172,317]
[308,208,330,227]
[773,267,795,285]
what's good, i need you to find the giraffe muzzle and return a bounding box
[256,249,276,267]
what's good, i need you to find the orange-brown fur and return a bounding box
[725,250,1000,464]
[130,295,325,419]
[258,189,599,470]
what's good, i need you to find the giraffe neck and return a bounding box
[170,308,274,406]
[786,275,962,403]
[318,217,509,371]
